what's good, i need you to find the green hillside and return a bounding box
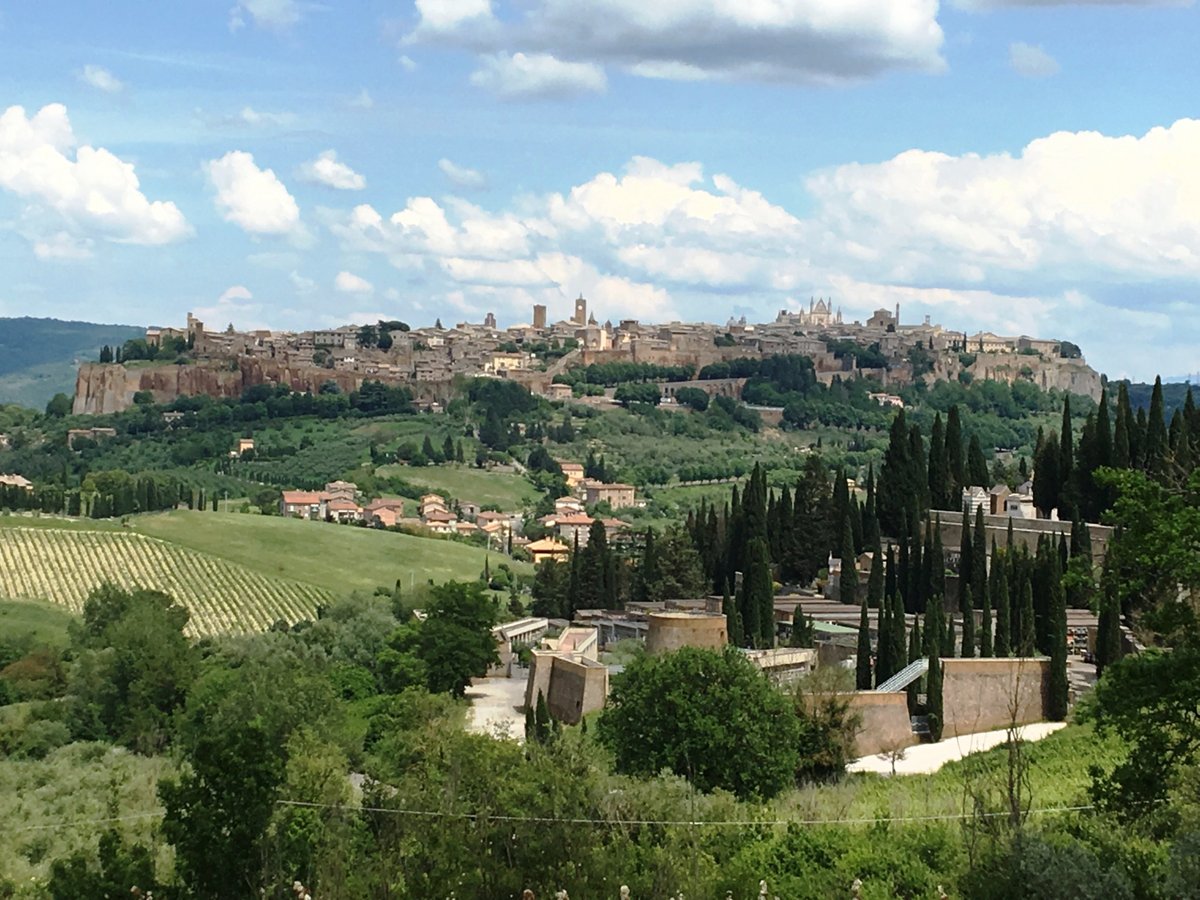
[129,510,527,597]
[376,463,540,510]
[0,317,141,410]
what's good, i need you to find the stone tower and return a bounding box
[533,304,547,329]
[573,295,587,326]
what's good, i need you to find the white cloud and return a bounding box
[233,106,296,128]
[335,270,373,294]
[1009,42,1059,78]
[289,270,317,293]
[297,150,366,190]
[804,118,1200,284]
[438,158,488,190]
[33,232,94,260]
[0,103,190,248]
[399,55,418,72]
[218,284,253,303]
[79,65,124,93]
[229,0,303,31]
[205,150,301,235]
[348,88,374,109]
[954,0,1185,7]
[414,0,945,89]
[470,52,607,99]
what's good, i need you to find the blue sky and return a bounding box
[1,1,1199,380]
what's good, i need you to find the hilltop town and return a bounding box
[73,297,1102,415]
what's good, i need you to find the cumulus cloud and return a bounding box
[289,270,317,293]
[334,270,373,294]
[1009,42,1059,78]
[79,65,124,93]
[205,150,301,235]
[218,284,254,303]
[348,88,374,109]
[323,118,1200,376]
[438,158,488,190]
[297,150,366,190]
[232,106,296,128]
[953,0,1185,7]
[229,0,303,31]
[0,103,190,249]
[412,0,945,89]
[194,283,267,330]
[33,232,94,260]
[470,52,607,99]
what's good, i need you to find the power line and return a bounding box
[0,812,163,834]
[273,798,1107,827]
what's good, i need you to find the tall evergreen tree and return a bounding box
[855,597,872,690]
[876,588,894,684]
[1033,431,1061,518]
[889,588,906,680]
[946,614,957,658]
[1058,398,1076,520]
[908,423,930,514]
[862,467,880,551]
[931,517,946,602]
[1018,579,1036,656]
[945,405,965,503]
[958,504,973,606]
[979,576,993,657]
[928,413,948,510]
[884,543,897,607]
[906,614,923,714]
[967,434,990,488]
[878,410,912,535]
[927,606,945,742]
[1095,560,1122,679]
[838,513,857,605]
[867,540,884,609]
[906,511,923,614]
[1047,565,1069,721]
[1146,376,1169,477]
[1113,381,1133,470]
[972,505,988,609]
[1134,406,1148,470]
[959,585,975,658]
[723,587,743,647]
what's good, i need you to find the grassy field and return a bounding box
[0,599,75,648]
[131,510,528,597]
[377,463,539,510]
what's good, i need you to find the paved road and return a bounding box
[465,675,529,741]
[847,722,1068,776]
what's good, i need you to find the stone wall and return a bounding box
[645,612,728,655]
[941,657,1049,738]
[933,514,1113,567]
[845,692,917,758]
[545,657,609,725]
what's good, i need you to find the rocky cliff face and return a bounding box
[965,354,1103,401]
[73,360,445,415]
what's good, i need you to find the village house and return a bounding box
[423,509,458,534]
[324,480,358,502]
[457,500,481,521]
[326,498,363,524]
[419,493,448,518]
[558,462,585,488]
[582,481,636,510]
[0,473,33,491]
[233,438,255,457]
[527,537,571,564]
[543,383,573,402]
[554,495,585,515]
[555,513,596,547]
[280,490,327,520]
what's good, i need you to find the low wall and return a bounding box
[845,692,917,758]
[941,657,1048,738]
[645,612,728,655]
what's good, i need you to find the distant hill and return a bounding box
[0,317,142,410]
[1117,379,1194,417]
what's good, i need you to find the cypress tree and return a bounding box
[994,554,1011,657]
[928,413,948,510]
[789,606,813,648]
[723,587,743,647]
[946,405,965,503]
[856,598,872,690]
[850,495,865,556]
[1058,398,1076,520]
[946,613,957,658]
[1018,579,1036,656]
[1092,386,1114,515]
[897,515,911,610]
[919,522,934,615]
[979,575,993,657]
[1146,376,1169,477]
[931,516,946,602]
[839,513,857,604]
[967,434,990,488]
[1095,563,1122,679]
[889,588,906,678]
[958,503,972,608]
[862,467,880,551]
[1113,382,1132,470]
[907,614,922,714]
[1134,406,1148,470]
[959,585,975,658]
[867,540,884,609]
[908,423,930,513]
[876,589,894,684]
[878,411,911,535]
[972,505,988,608]
[906,511,923,614]
[1047,567,1069,721]
[927,608,945,742]
[884,543,897,606]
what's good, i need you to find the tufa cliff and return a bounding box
[73,360,450,415]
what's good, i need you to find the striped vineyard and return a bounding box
[0,527,332,636]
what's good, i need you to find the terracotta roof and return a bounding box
[423,511,457,523]
[527,538,570,553]
[556,514,595,526]
[327,499,360,512]
[282,491,324,505]
[476,510,508,522]
[365,498,406,511]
